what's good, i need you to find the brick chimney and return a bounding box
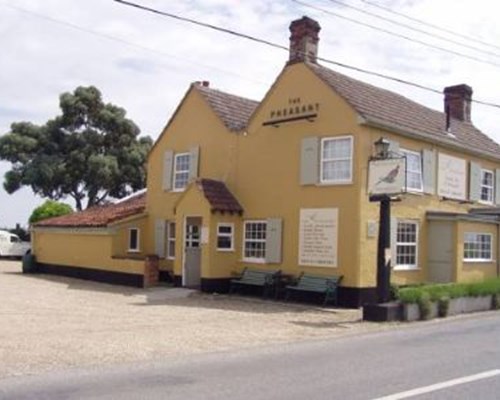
[444,84,473,123]
[289,16,321,64]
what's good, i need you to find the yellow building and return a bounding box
[32,16,500,307]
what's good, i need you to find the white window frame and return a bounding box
[167,222,176,259]
[173,152,191,192]
[320,136,353,184]
[463,232,493,262]
[479,169,494,204]
[242,220,267,263]
[217,223,234,252]
[128,228,140,252]
[394,220,418,270]
[401,149,423,193]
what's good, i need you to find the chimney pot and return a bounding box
[444,84,473,123]
[288,16,321,64]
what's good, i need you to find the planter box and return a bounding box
[402,303,419,322]
[448,298,466,316]
[401,302,438,321]
[463,296,492,313]
[402,295,493,321]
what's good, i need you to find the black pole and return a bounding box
[376,196,391,303]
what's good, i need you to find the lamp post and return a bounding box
[372,137,392,304]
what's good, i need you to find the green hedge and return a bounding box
[398,278,500,304]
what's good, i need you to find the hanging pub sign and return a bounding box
[368,157,406,197]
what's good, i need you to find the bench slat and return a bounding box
[285,273,343,306]
[229,267,281,298]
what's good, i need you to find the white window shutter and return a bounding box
[265,218,282,264]
[300,137,319,185]
[390,217,398,268]
[155,219,166,258]
[388,140,400,155]
[469,162,481,202]
[189,146,200,182]
[422,149,436,194]
[495,169,500,205]
[162,150,174,191]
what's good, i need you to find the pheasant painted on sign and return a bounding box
[376,164,400,186]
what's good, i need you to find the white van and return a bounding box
[0,230,31,258]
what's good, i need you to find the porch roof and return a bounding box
[196,179,243,214]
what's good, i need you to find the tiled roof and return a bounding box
[197,179,243,214]
[308,63,500,159]
[195,84,258,132]
[34,192,146,228]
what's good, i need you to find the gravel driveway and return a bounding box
[0,260,374,379]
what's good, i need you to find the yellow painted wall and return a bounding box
[111,216,149,258]
[34,229,144,274]
[208,213,242,278]
[173,183,211,278]
[456,221,498,282]
[237,63,362,287]
[145,86,240,256]
[31,61,500,291]
[357,124,500,287]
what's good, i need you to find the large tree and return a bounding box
[0,86,153,210]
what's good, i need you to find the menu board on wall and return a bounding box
[438,153,466,200]
[298,208,338,267]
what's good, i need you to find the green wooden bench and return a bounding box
[285,273,343,306]
[229,267,281,298]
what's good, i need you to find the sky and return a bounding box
[1,0,499,227]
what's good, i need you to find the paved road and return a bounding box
[1,312,500,400]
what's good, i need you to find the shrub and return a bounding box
[492,294,500,310]
[390,284,400,301]
[397,278,500,305]
[438,296,450,318]
[29,200,73,224]
[398,287,421,304]
[417,292,432,320]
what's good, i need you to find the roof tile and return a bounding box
[35,192,146,228]
[197,179,243,214]
[195,84,258,132]
[308,63,500,159]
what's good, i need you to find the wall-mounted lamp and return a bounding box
[374,137,391,159]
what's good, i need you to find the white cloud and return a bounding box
[0,0,499,226]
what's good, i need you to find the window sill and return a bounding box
[463,259,494,263]
[393,266,420,271]
[405,189,424,196]
[217,248,235,252]
[317,181,353,186]
[242,258,266,264]
[128,249,140,253]
[477,200,494,206]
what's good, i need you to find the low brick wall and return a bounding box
[144,255,159,288]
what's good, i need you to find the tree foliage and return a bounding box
[29,200,73,224]
[0,86,153,210]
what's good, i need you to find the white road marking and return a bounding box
[372,369,500,400]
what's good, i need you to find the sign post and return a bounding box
[368,148,406,304]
